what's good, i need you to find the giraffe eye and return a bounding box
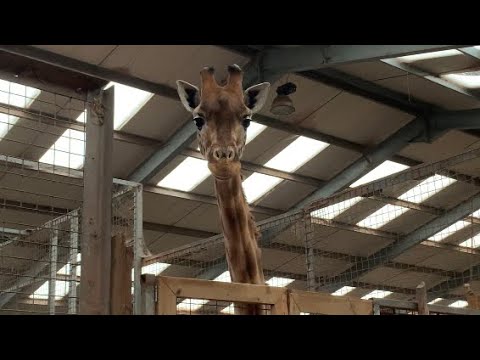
[193,116,205,130]
[242,116,251,129]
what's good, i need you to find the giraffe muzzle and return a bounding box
[212,146,236,162]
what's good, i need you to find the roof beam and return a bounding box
[182,149,325,187]
[0,153,281,216]
[259,45,467,76]
[294,117,426,209]
[430,108,480,132]
[380,58,477,98]
[143,222,217,238]
[0,252,51,308]
[458,46,480,61]
[319,191,480,291]
[0,45,179,100]
[426,264,480,300]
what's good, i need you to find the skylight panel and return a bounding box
[266,277,294,287]
[428,220,470,242]
[39,112,86,169]
[57,253,81,277]
[331,286,356,296]
[157,157,211,191]
[243,173,282,204]
[220,303,236,314]
[104,82,154,130]
[312,161,408,221]
[0,80,41,139]
[449,300,468,308]
[264,137,329,173]
[361,289,392,300]
[398,175,456,204]
[243,136,329,203]
[39,128,85,169]
[428,298,444,305]
[357,175,456,229]
[142,262,171,275]
[29,280,69,301]
[311,197,363,220]
[246,122,267,144]
[442,71,480,89]
[350,161,409,188]
[357,204,409,229]
[158,122,267,192]
[0,79,41,108]
[459,235,480,249]
[395,49,461,63]
[0,114,18,140]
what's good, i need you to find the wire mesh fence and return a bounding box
[0,80,144,314]
[143,147,480,314]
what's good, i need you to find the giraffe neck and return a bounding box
[214,172,264,285]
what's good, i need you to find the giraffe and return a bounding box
[176,64,271,314]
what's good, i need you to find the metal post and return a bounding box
[68,210,79,314]
[133,184,144,314]
[373,302,381,315]
[79,86,114,315]
[48,222,58,315]
[303,211,316,291]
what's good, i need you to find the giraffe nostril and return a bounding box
[214,149,222,160]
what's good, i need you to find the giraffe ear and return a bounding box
[244,82,270,113]
[176,80,200,112]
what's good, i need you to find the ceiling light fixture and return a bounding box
[270,82,297,115]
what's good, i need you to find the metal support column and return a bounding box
[133,184,144,315]
[68,210,79,314]
[79,86,114,315]
[48,222,58,315]
[304,211,316,291]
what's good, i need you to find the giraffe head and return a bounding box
[176,65,270,179]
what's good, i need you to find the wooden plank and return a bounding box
[156,277,177,315]
[156,276,287,306]
[289,289,373,315]
[416,281,429,315]
[288,290,301,315]
[141,274,156,315]
[271,291,289,315]
[110,233,134,315]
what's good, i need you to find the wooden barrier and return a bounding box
[156,276,288,315]
[144,277,480,315]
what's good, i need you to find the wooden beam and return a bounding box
[141,274,156,315]
[78,87,114,315]
[155,276,288,315]
[416,281,429,315]
[288,289,373,315]
[110,233,134,315]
